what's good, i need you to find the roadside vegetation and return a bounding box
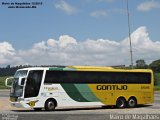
[0,76,10,89]
[155,86,160,91]
[154,73,160,86]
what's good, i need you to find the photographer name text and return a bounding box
[1,2,43,8]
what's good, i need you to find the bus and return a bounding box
[5,66,154,111]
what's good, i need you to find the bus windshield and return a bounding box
[14,70,28,78]
[10,70,28,97]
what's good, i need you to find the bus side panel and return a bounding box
[88,84,116,105]
[88,84,154,106]
[40,84,104,107]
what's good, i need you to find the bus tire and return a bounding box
[116,97,126,108]
[45,99,56,111]
[128,97,137,108]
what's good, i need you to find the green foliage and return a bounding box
[136,59,148,69]
[155,86,160,91]
[0,76,10,89]
[149,59,160,72]
[154,73,160,86]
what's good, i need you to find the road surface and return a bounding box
[0,90,160,120]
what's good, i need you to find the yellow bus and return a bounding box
[6,66,154,111]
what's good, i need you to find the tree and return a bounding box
[149,59,160,86]
[149,59,160,72]
[6,65,10,68]
[136,59,148,69]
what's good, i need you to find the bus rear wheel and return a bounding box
[45,99,56,111]
[116,97,126,108]
[128,97,137,108]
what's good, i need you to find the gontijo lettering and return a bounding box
[97,85,128,90]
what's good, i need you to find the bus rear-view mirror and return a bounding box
[5,77,14,88]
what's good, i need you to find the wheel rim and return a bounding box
[129,99,136,107]
[119,100,124,107]
[48,101,55,110]
[117,99,125,108]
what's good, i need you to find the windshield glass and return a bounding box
[10,78,23,97]
[14,70,28,78]
[10,70,28,97]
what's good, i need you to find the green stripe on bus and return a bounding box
[49,67,76,71]
[60,84,90,102]
[63,68,76,71]
[74,84,99,102]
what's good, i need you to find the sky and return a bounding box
[0,0,160,67]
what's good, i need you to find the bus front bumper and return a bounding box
[11,102,24,108]
[10,101,30,108]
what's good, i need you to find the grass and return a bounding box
[155,73,160,86]
[0,76,11,89]
[154,72,160,91]
[155,86,160,91]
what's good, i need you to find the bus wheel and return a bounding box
[128,97,137,108]
[45,99,56,111]
[116,97,126,108]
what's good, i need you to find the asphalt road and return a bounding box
[0,90,160,120]
[0,90,9,98]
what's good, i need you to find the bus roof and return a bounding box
[69,66,113,69]
[17,66,153,73]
